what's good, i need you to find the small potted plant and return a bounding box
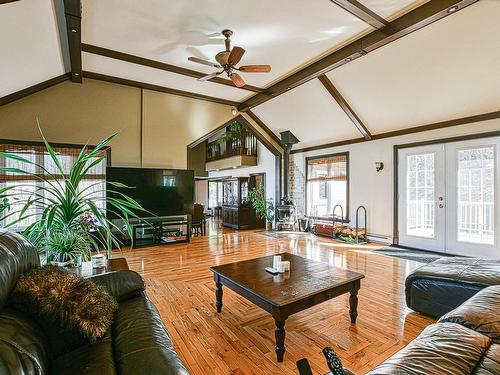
[45,227,92,266]
[249,185,275,231]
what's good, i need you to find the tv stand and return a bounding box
[129,216,191,249]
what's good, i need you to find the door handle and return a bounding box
[438,204,444,208]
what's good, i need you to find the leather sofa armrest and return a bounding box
[438,285,500,341]
[88,270,146,302]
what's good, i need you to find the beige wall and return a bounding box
[142,89,233,168]
[0,79,142,166]
[0,78,267,169]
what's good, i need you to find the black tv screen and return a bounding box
[106,167,194,219]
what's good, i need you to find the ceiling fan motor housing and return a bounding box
[215,51,231,67]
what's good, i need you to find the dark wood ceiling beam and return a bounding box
[0,74,71,107]
[330,0,389,29]
[238,0,478,112]
[246,110,282,146]
[0,1,21,4]
[82,71,239,107]
[81,44,265,94]
[318,75,371,140]
[290,110,500,154]
[63,0,82,83]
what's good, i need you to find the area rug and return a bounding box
[256,231,314,239]
[374,247,455,263]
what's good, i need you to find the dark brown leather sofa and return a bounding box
[365,285,500,374]
[405,257,500,318]
[0,230,190,375]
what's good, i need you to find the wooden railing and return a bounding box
[206,127,257,162]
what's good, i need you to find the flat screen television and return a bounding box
[106,167,194,219]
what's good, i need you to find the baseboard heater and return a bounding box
[366,233,393,245]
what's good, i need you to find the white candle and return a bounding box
[273,255,282,270]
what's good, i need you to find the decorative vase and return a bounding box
[266,221,273,231]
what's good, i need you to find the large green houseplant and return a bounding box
[248,185,275,230]
[0,127,146,262]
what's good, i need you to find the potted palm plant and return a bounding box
[248,185,275,231]
[0,126,146,263]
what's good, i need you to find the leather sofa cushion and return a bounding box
[0,308,48,375]
[473,343,500,375]
[439,285,500,343]
[51,332,116,375]
[367,323,491,375]
[0,230,39,310]
[406,258,500,286]
[87,270,145,302]
[112,293,190,375]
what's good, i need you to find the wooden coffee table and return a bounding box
[210,252,364,362]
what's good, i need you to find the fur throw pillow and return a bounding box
[11,265,118,344]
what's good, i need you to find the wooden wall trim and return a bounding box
[0,74,71,107]
[318,75,372,140]
[291,110,500,154]
[63,0,82,83]
[330,0,389,29]
[82,44,264,94]
[246,110,282,146]
[238,0,478,112]
[82,71,239,107]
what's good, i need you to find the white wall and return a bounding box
[290,118,500,240]
[194,180,209,211]
[208,142,277,203]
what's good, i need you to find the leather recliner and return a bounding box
[0,229,190,375]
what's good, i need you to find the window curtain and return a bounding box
[0,142,108,229]
[306,154,348,219]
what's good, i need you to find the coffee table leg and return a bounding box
[274,320,286,362]
[349,280,360,323]
[215,276,223,313]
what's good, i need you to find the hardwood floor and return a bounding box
[118,227,435,375]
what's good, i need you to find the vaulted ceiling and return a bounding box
[1,0,499,150]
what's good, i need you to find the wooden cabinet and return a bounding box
[222,177,252,230]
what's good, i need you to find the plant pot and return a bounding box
[266,221,273,231]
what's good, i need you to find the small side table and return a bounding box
[67,258,129,278]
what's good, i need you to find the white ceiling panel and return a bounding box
[83,52,250,102]
[0,0,66,97]
[253,79,361,149]
[357,0,429,21]
[328,0,500,135]
[82,0,371,88]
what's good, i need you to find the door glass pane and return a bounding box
[457,147,494,245]
[406,153,435,238]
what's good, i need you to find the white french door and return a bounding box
[398,137,500,258]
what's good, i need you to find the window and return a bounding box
[306,152,349,219]
[208,180,223,208]
[0,141,109,230]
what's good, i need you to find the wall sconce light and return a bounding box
[375,162,384,172]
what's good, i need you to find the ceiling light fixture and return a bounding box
[345,57,352,62]
[71,28,78,33]
[447,6,458,13]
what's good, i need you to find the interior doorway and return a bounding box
[396,134,500,257]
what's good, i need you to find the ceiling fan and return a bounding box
[188,29,271,88]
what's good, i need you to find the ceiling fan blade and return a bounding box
[197,72,220,82]
[238,65,271,73]
[228,47,245,65]
[188,57,221,68]
[230,72,246,88]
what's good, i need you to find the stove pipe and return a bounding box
[279,131,300,202]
